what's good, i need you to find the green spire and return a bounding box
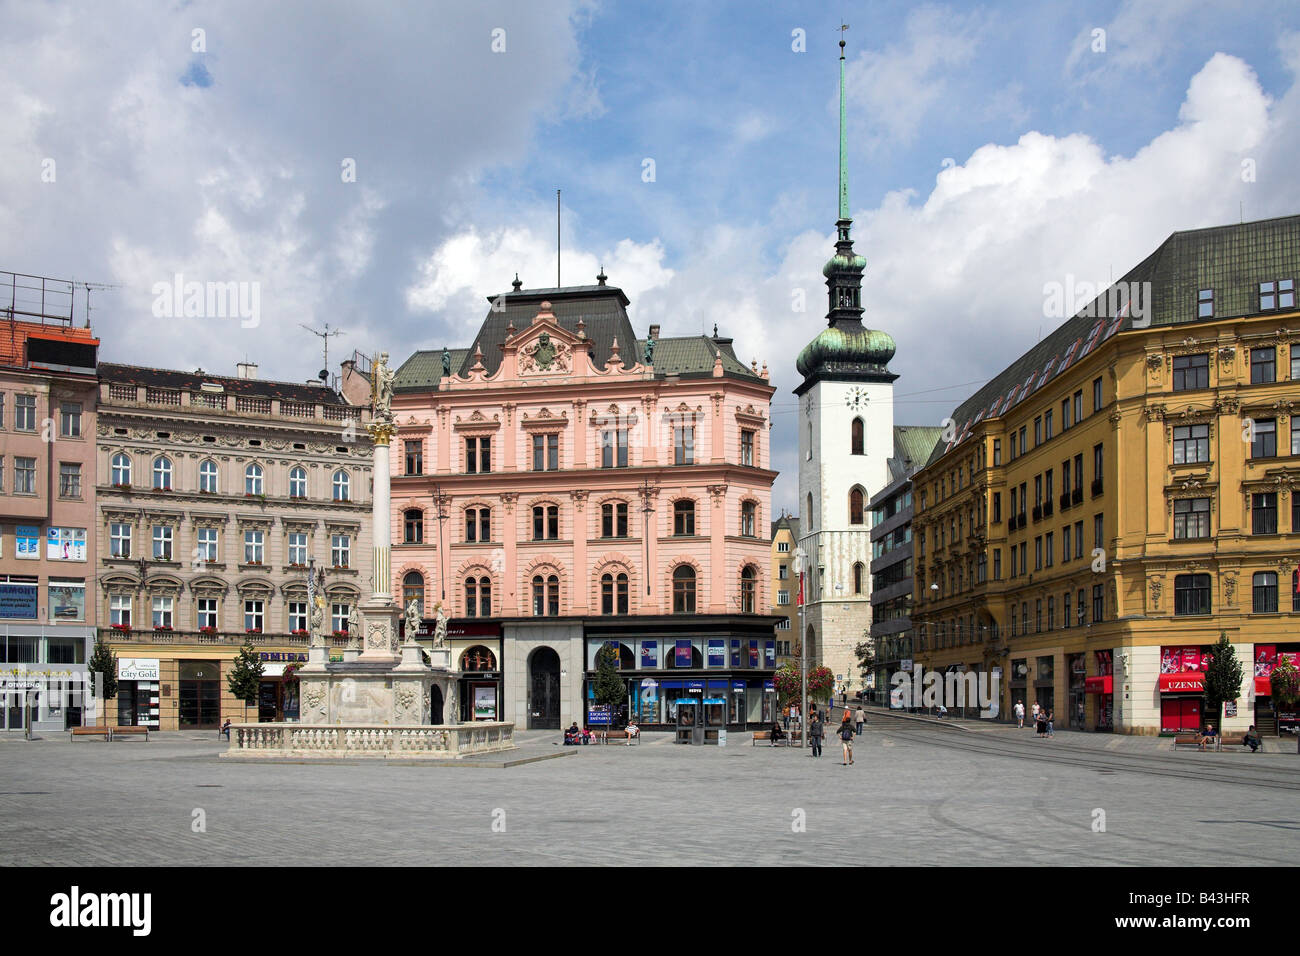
[838,27,849,221]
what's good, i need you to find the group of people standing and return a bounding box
[1013,700,1055,738]
[773,702,866,763]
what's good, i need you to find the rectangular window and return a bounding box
[1093,377,1102,413]
[1045,531,1054,568]
[1010,547,1017,577]
[1174,574,1211,616]
[110,522,132,558]
[1294,419,1300,457]
[1172,423,1210,464]
[1062,525,1071,562]
[1251,347,1276,384]
[244,529,264,564]
[288,532,308,566]
[48,578,85,622]
[1173,498,1211,539]
[1044,410,1053,441]
[993,439,1001,466]
[1252,418,1277,458]
[289,601,307,633]
[1009,432,1017,460]
[1062,398,1071,431]
[1254,573,1279,613]
[153,525,173,561]
[465,437,492,473]
[197,527,218,562]
[1019,426,1027,456]
[993,549,1002,580]
[404,441,423,475]
[1063,592,1071,629]
[777,541,790,553]
[1092,584,1104,622]
[197,598,219,630]
[532,434,559,471]
[741,429,755,466]
[1034,417,1042,447]
[674,426,695,465]
[777,590,790,606]
[1260,279,1294,311]
[1197,288,1213,319]
[1172,354,1209,391]
[1073,391,1083,424]
[331,533,351,567]
[332,603,350,633]
[15,394,36,431]
[1093,444,1103,492]
[1292,345,1300,382]
[15,456,36,494]
[1074,454,1083,493]
[992,492,1001,523]
[1253,492,1278,535]
[58,462,81,498]
[151,596,173,629]
[1074,521,1084,558]
[601,429,629,468]
[1094,513,1104,552]
[110,594,132,628]
[244,600,264,632]
[59,402,82,438]
[1034,536,1042,571]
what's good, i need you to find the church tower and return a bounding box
[794,30,897,694]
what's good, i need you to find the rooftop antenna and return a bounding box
[73,279,120,328]
[300,322,345,378]
[556,188,562,287]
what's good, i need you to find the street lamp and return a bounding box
[793,545,807,744]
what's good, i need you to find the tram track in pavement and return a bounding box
[875,719,1300,792]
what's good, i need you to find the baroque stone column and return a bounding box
[358,418,401,663]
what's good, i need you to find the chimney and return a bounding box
[648,324,660,339]
[236,362,258,379]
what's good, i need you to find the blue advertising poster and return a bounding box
[638,678,659,722]
[675,639,692,666]
[765,641,776,666]
[0,582,38,619]
[641,640,657,668]
[748,640,760,667]
[587,704,613,725]
[15,526,40,560]
[730,639,742,667]
[707,640,725,667]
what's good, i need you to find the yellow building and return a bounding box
[912,215,1300,735]
[769,515,798,664]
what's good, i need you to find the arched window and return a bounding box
[111,453,132,487]
[851,417,864,455]
[199,459,218,493]
[289,466,307,498]
[673,500,695,536]
[244,463,264,495]
[601,572,630,615]
[532,574,560,616]
[332,470,350,502]
[402,571,424,616]
[673,566,696,614]
[853,562,864,594]
[403,509,423,544]
[740,566,756,613]
[152,456,172,490]
[741,501,757,537]
[849,487,865,525]
[465,576,492,617]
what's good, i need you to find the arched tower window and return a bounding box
[851,417,864,455]
[849,487,865,525]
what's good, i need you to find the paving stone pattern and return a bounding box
[1,724,1297,866]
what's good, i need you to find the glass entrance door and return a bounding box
[528,647,561,729]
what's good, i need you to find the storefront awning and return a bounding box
[1158,673,1205,693]
[1255,676,1272,696]
[1084,675,1112,694]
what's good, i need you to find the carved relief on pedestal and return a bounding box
[367,621,388,649]
[1148,576,1162,612]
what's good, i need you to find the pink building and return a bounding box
[370,277,779,729]
[0,274,100,734]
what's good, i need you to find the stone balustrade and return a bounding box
[222,721,515,759]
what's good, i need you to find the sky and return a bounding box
[3,0,1300,514]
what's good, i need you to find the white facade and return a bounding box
[797,378,894,691]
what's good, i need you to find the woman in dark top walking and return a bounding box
[809,716,824,757]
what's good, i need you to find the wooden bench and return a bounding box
[1218,733,1247,751]
[1172,733,1204,750]
[601,729,639,745]
[70,726,110,742]
[753,730,789,746]
[111,726,149,742]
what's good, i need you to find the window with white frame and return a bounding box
[331,602,351,633]
[244,529,264,564]
[15,394,35,431]
[196,527,218,562]
[59,402,82,438]
[151,595,173,628]
[153,456,172,490]
[288,532,308,566]
[245,463,264,495]
[110,594,132,627]
[111,453,132,486]
[199,460,218,493]
[152,525,173,561]
[244,599,264,631]
[289,466,307,498]
[332,470,350,502]
[197,598,218,629]
[110,522,132,558]
[331,533,350,568]
[289,601,308,633]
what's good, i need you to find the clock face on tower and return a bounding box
[845,386,868,409]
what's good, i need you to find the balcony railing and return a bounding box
[1090,478,1104,497]
[236,396,271,414]
[1071,487,1083,505]
[101,628,354,648]
[145,387,181,406]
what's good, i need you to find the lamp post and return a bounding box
[794,546,807,743]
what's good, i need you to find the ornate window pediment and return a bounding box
[452,410,501,432]
[520,407,570,430]
[734,404,766,426]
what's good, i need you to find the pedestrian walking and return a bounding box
[809,716,824,757]
[1031,701,1041,727]
[782,704,790,730]
[1014,700,1025,729]
[839,717,855,765]
[855,707,865,736]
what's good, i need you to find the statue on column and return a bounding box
[433,602,448,648]
[404,599,421,642]
[309,598,325,648]
[374,351,395,420]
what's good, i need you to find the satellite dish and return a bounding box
[318,369,328,381]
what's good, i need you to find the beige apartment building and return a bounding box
[96,362,373,730]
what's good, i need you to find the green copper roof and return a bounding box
[795,324,896,378]
[822,250,866,278]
